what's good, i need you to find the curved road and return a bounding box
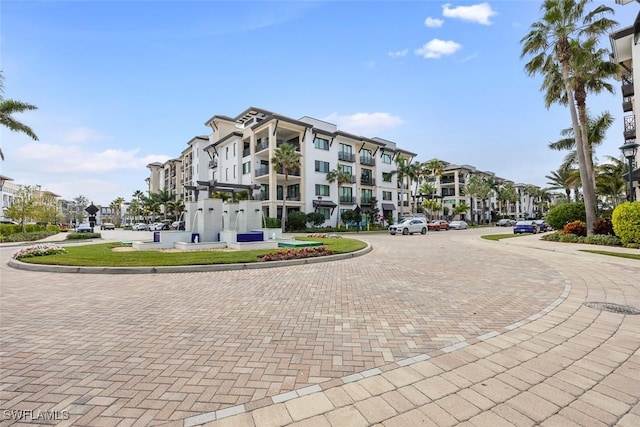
[0,228,639,426]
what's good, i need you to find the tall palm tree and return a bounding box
[521,0,617,235]
[419,182,436,219]
[0,72,39,160]
[546,167,580,203]
[596,156,626,207]
[394,157,411,218]
[465,175,490,225]
[166,198,185,220]
[110,196,125,225]
[425,159,444,213]
[271,143,301,232]
[132,190,145,223]
[326,166,353,227]
[408,161,425,214]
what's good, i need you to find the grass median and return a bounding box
[17,237,368,267]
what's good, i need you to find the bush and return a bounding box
[541,232,562,242]
[559,234,585,243]
[583,234,622,246]
[612,201,640,245]
[546,202,586,231]
[592,218,614,236]
[306,212,326,227]
[285,211,308,231]
[12,244,66,260]
[258,246,334,262]
[0,231,57,243]
[563,220,587,237]
[66,232,101,240]
[264,217,281,229]
[46,224,61,233]
[0,224,21,235]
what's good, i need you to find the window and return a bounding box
[339,143,352,154]
[316,184,330,197]
[226,147,229,160]
[382,191,392,201]
[339,164,352,175]
[242,162,251,174]
[314,137,330,150]
[361,189,373,203]
[317,207,331,220]
[339,187,353,203]
[382,172,393,182]
[287,184,300,200]
[233,165,236,179]
[233,143,236,156]
[315,160,330,173]
[225,168,228,180]
[381,153,392,164]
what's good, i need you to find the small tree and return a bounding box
[307,212,326,227]
[286,211,307,231]
[271,143,301,232]
[4,185,35,232]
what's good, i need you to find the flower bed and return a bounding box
[12,244,67,260]
[258,246,335,262]
[305,233,342,239]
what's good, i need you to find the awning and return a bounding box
[313,200,337,208]
[381,203,396,211]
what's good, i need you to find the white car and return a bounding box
[449,220,468,230]
[388,218,427,235]
[132,223,149,231]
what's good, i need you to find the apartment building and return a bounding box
[149,107,415,226]
[610,1,640,201]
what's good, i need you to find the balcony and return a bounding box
[622,73,634,98]
[441,190,456,197]
[255,166,270,177]
[624,115,636,141]
[360,157,375,166]
[623,97,633,113]
[338,151,355,162]
[398,201,409,207]
[276,139,300,151]
[209,159,218,169]
[361,198,373,205]
[351,175,357,184]
[339,196,354,204]
[277,167,301,176]
[397,182,408,190]
[360,177,376,186]
[243,148,250,157]
[255,140,269,152]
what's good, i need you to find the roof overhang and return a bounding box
[610,25,634,64]
[313,200,337,209]
[381,203,396,211]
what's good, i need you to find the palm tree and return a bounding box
[499,183,518,217]
[596,156,626,208]
[326,166,353,227]
[132,190,145,223]
[394,157,411,218]
[150,189,174,219]
[110,196,125,225]
[425,159,444,214]
[166,198,185,220]
[454,203,470,221]
[465,175,490,225]
[271,143,301,232]
[418,182,435,219]
[0,72,39,160]
[521,0,617,235]
[408,161,425,214]
[546,167,580,203]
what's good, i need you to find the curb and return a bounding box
[7,243,372,274]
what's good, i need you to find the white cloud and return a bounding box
[424,17,444,28]
[62,126,110,144]
[388,49,408,58]
[14,142,171,173]
[442,2,497,25]
[415,39,462,59]
[324,112,404,135]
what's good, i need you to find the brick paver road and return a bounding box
[1,228,638,426]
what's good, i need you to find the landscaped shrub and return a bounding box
[541,232,562,242]
[306,212,326,227]
[612,201,640,245]
[285,211,308,231]
[66,232,101,240]
[559,233,585,243]
[46,224,61,233]
[258,246,335,262]
[583,234,622,246]
[264,217,281,229]
[0,231,58,243]
[563,220,587,237]
[12,244,66,260]
[592,218,614,236]
[0,224,21,235]
[546,202,586,231]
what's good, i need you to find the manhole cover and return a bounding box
[584,302,640,315]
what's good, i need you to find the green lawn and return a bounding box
[579,250,640,261]
[18,237,367,267]
[481,233,527,241]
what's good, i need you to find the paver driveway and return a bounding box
[1,228,638,426]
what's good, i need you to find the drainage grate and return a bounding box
[584,302,640,315]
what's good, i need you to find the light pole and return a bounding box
[620,142,639,202]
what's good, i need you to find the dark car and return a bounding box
[427,220,449,231]
[513,221,539,234]
[533,220,551,232]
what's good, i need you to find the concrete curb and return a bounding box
[6,243,373,274]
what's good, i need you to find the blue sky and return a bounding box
[0,0,634,205]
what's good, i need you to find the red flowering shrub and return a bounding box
[258,246,335,262]
[592,218,614,236]
[563,220,587,237]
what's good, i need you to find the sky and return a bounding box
[0,0,635,205]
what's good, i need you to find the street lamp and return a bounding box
[620,142,639,202]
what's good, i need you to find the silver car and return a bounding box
[449,220,468,230]
[389,218,427,235]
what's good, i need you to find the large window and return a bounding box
[287,184,300,200]
[382,172,393,182]
[382,191,392,201]
[339,164,352,175]
[381,153,392,164]
[315,160,330,173]
[316,184,330,197]
[318,207,331,220]
[314,137,330,150]
[242,162,251,174]
[338,143,355,162]
[339,187,353,204]
[361,189,373,204]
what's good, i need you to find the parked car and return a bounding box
[449,220,468,230]
[513,220,539,234]
[132,223,149,231]
[149,222,169,231]
[100,223,115,230]
[427,220,450,231]
[389,218,427,235]
[496,219,516,227]
[76,223,92,233]
[170,221,185,230]
[533,220,551,232]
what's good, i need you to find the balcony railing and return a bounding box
[338,151,355,162]
[255,166,270,177]
[623,97,633,113]
[360,177,376,186]
[243,148,250,157]
[624,115,636,141]
[276,140,300,151]
[360,198,373,205]
[622,73,634,98]
[360,157,375,166]
[398,201,409,207]
[209,159,218,169]
[277,167,301,176]
[255,140,269,152]
[339,196,354,204]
